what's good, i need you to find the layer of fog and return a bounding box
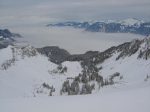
[11,26,144,54]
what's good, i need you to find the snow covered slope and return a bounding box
[118,18,144,26]
[0,37,150,112]
[0,45,82,98]
[47,18,150,35]
[0,86,150,112]
[0,38,150,97]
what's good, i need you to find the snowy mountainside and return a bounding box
[118,18,144,26]
[0,29,22,49]
[47,18,150,35]
[0,45,82,98]
[0,37,150,98]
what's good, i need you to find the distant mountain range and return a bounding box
[0,29,21,49]
[47,18,150,36]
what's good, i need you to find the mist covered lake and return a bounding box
[11,26,144,54]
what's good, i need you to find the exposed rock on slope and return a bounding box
[0,29,22,49]
[37,46,70,64]
[0,29,21,40]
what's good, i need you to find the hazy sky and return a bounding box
[0,0,150,27]
[0,0,147,53]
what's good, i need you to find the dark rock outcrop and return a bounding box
[0,43,8,49]
[0,29,22,49]
[37,38,150,77]
[0,29,21,40]
[37,46,70,64]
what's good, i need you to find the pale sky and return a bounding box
[0,0,148,53]
[0,0,150,26]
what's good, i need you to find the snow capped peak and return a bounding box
[105,19,116,24]
[118,18,144,26]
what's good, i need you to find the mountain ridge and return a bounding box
[0,36,150,97]
[0,29,22,49]
[47,18,150,36]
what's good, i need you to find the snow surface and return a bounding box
[0,46,13,64]
[0,85,150,112]
[118,18,144,26]
[0,39,150,112]
[0,46,83,98]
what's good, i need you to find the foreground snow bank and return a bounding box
[0,85,150,112]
